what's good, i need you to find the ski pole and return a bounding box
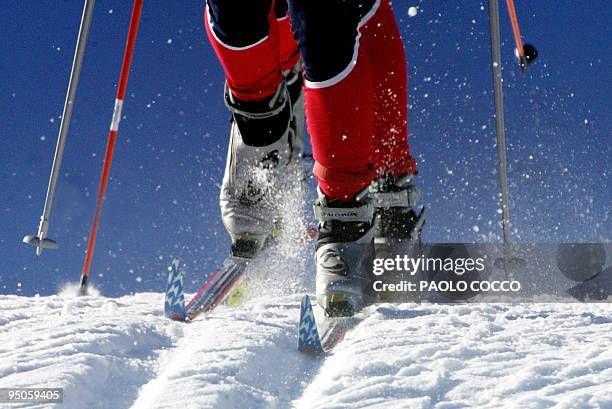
[504,0,538,71]
[79,0,144,295]
[505,0,524,60]
[487,0,512,262]
[23,0,96,256]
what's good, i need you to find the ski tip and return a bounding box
[164,257,187,321]
[298,295,324,355]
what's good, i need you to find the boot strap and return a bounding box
[224,82,289,120]
[369,174,421,209]
[370,188,421,209]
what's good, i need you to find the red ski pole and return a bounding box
[505,0,537,71]
[79,0,144,295]
[505,0,524,57]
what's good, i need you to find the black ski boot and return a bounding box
[314,187,377,317]
[370,173,425,244]
[369,173,426,302]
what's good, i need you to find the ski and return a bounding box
[297,295,323,354]
[185,257,249,320]
[164,256,248,322]
[297,295,364,355]
[164,225,317,322]
[164,258,187,321]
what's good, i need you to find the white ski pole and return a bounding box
[23,0,96,256]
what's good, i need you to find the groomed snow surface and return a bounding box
[1,293,611,409]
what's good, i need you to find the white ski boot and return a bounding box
[220,73,304,258]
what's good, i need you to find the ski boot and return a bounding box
[369,173,426,302]
[220,77,304,259]
[370,173,425,244]
[314,187,377,317]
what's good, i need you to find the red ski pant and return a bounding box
[205,0,298,101]
[205,0,416,201]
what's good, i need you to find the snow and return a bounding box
[1,293,611,408]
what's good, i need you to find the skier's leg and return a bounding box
[275,0,300,73]
[355,3,424,307]
[205,0,300,104]
[361,1,423,244]
[205,0,281,101]
[364,0,415,179]
[288,0,384,315]
[205,0,303,256]
[205,0,302,148]
[288,0,377,201]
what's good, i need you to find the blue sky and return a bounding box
[1,1,609,297]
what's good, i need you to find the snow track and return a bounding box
[132,296,317,409]
[296,303,612,408]
[1,294,611,408]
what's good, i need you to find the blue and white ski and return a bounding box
[297,294,324,354]
[163,256,248,322]
[164,225,317,323]
[297,295,364,355]
[184,257,249,320]
[164,258,187,321]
